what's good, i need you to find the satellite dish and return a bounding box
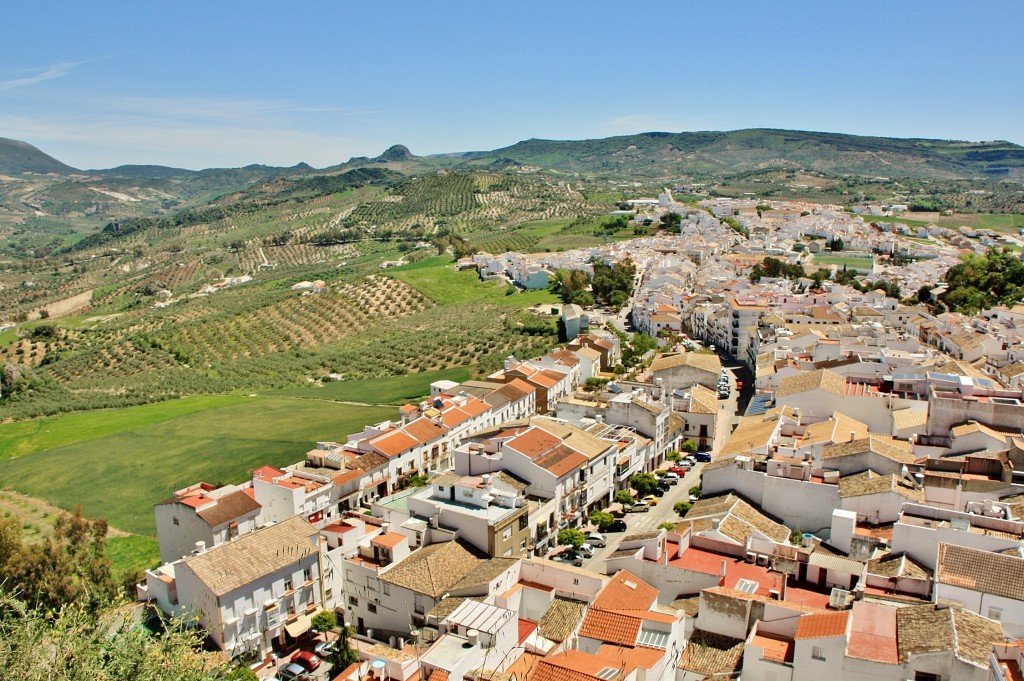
[372,661,387,670]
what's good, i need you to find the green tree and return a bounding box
[689,486,702,499]
[630,473,659,496]
[557,528,586,549]
[589,511,615,531]
[680,440,698,454]
[830,236,845,251]
[673,501,692,516]
[311,609,336,634]
[609,289,629,309]
[658,522,676,531]
[660,212,682,233]
[666,451,682,463]
[615,490,634,506]
[326,624,360,669]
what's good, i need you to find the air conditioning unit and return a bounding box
[829,588,850,609]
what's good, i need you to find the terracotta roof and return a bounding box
[181,516,319,597]
[775,368,846,399]
[531,417,613,459]
[507,428,561,459]
[428,669,449,681]
[379,540,486,597]
[719,415,780,458]
[190,489,261,527]
[578,609,641,646]
[370,532,406,548]
[404,417,448,443]
[370,429,420,457]
[795,611,850,639]
[679,493,791,544]
[687,384,718,415]
[450,558,519,591]
[534,445,589,478]
[592,571,659,612]
[348,451,388,472]
[538,596,586,642]
[937,543,1024,601]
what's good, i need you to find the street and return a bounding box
[579,461,706,570]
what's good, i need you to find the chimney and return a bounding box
[194,540,206,554]
[719,560,727,587]
[849,431,856,443]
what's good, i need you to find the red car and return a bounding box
[290,650,321,672]
[669,465,690,475]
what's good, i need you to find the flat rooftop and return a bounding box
[667,543,830,610]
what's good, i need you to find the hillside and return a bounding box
[461,129,1024,180]
[0,137,79,175]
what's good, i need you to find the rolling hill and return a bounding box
[460,129,1024,179]
[0,137,79,175]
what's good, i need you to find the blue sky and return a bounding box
[2,1,1022,169]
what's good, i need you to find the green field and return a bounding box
[270,366,473,404]
[812,254,875,270]
[0,396,393,537]
[107,535,162,577]
[392,260,559,307]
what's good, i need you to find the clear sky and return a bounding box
[2,1,1022,169]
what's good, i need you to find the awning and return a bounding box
[284,614,312,638]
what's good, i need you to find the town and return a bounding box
[135,194,1024,681]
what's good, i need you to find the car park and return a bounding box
[585,533,607,548]
[290,651,321,672]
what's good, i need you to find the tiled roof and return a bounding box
[650,351,721,375]
[404,417,447,443]
[538,596,586,642]
[507,428,561,459]
[531,417,612,459]
[688,384,718,415]
[897,605,1002,667]
[719,415,779,458]
[676,629,744,676]
[936,543,1024,601]
[450,558,519,591]
[370,429,420,457]
[182,516,318,597]
[592,571,659,612]
[822,435,916,465]
[807,551,864,576]
[775,368,846,399]
[379,540,486,598]
[892,408,928,431]
[867,553,930,580]
[578,609,641,646]
[194,489,261,527]
[795,611,849,639]
[680,493,790,544]
[534,445,589,478]
[839,470,923,501]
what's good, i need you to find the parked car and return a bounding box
[669,464,691,474]
[736,381,744,390]
[628,501,650,513]
[585,533,607,548]
[684,455,697,464]
[694,452,712,463]
[551,551,583,567]
[661,471,680,483]
[277,663,310,681]
[290,651,321,672]
[642,495,659,506]
[576,543,595,557]
[652,484,666,496]
[314,641,338,659]
[606,519,628,532]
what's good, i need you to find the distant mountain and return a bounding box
[93,164,193,179]
[0,137,79,175]
[461,129,1024,179]
[376,144,414,162]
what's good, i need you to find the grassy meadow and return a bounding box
[270,366,473,404]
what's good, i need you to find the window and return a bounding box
[284,579,293,592]
[462,488,474,498]
[502,526,512,541]
[988,607,1003,621]
[303,567,313,583]
[811,646,825,661]
[173,517,180,526]
[914,673,940,681]
[519,515,528,531]
[383,583,390,596]
[368,603,377,614]
[349,596,358,606]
